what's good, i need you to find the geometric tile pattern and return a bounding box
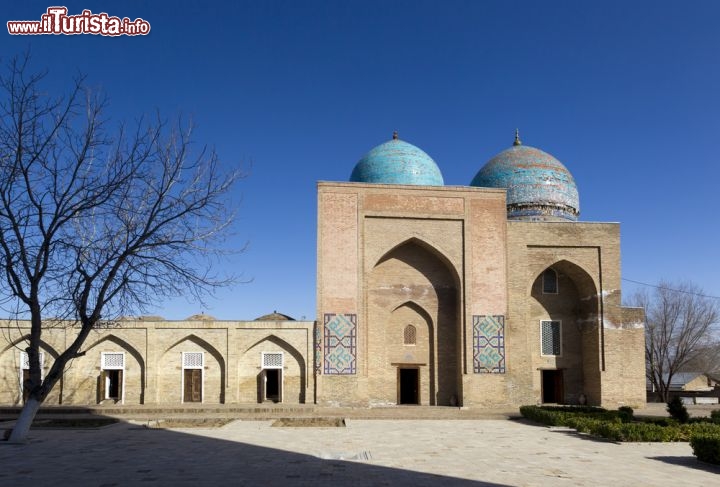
[313,322,322,374]
[473,315,505,373]
[323,313,356,375]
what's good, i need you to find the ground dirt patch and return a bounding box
[272,417,346,427]
[141,418,234,428]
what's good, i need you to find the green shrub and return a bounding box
[519,404,720,443]
[667,396,690,424]
[618,406,634,423]
[710,409,720,423]
[641,416,677,427]
[690,433,720,464]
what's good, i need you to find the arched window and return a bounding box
[403,325,416,345]
[542,268,558,294]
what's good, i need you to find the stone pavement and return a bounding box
[1,415,719,486]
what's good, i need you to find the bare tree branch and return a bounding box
[630,281,719,402]
[0,55,242,442]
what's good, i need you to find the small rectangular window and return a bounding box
[542,269,558,294]
[403,325,417,345]
[541,320,561,356]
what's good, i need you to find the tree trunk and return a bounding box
[8,354,66,443]
[8,396,41,443]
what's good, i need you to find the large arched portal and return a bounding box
[367,239,460,406]
[531,260,601,405]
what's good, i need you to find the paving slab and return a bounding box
[1,417,719,486]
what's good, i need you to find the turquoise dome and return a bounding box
[471,133,579,221]
[350,133,444,186]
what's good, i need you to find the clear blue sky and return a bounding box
[5,1,720,320]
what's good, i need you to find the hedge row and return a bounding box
[519,405,720,443]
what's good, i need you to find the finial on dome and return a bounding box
[513,128,522,146]
[392,130,399,140]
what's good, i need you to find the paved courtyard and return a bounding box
[1,416,718,486]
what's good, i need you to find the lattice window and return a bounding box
[20,351,45,370]
[542,268,558,294]
[403,325,416,345]
[182,352,204,369]
[262,352,283,369]
[102,352,125,370]
[541,321,561,356]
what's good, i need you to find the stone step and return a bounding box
[0,404,519,420]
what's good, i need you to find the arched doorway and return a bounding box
[368,239,461,406]
[0,338,61,405]
[531,260,600,405]
[159,335,226,404]
[240,335,307,404]
[80,335,146,405]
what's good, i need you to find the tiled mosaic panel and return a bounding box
[473,315,505,373]
[323,313,356,375]
[313,322,322,374]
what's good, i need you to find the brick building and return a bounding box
[0,132,646,408]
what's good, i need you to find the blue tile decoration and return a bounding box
[314,322,322,374]
[323,313,357,375]
[470,136,579,221]
[349,134,444,186]
[473,315,506,373]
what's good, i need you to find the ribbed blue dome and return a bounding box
[471,135,579,221]
[350,134,444,186]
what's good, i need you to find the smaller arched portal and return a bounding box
[159,335,226,404]
[73,335,146,405]
[531,260,601,405]
[390,301,434,405]
[0,337,60,405]
[240,335,307,404]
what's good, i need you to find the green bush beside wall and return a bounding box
[690,434,720,465]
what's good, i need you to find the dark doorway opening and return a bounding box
[399,368,419,405]
[106,369,123,400]
[183,369,202,403]
[264,369,281,403]
[542,369,564,404]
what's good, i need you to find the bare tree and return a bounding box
[0,56,241,442]
[631,281,719,403]
[682,340,720,378]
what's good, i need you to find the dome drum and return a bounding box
[507,203,579,222]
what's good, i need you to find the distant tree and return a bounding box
[681,341,720,378]
[631,282,719,403]
[0,55,241,442]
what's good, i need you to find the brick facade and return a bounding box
[0,182,646,408]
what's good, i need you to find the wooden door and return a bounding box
[184,369,202,402]
[99,370,106,402]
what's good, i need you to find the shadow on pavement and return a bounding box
[0,418,510,486]
[649,455,720,474]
